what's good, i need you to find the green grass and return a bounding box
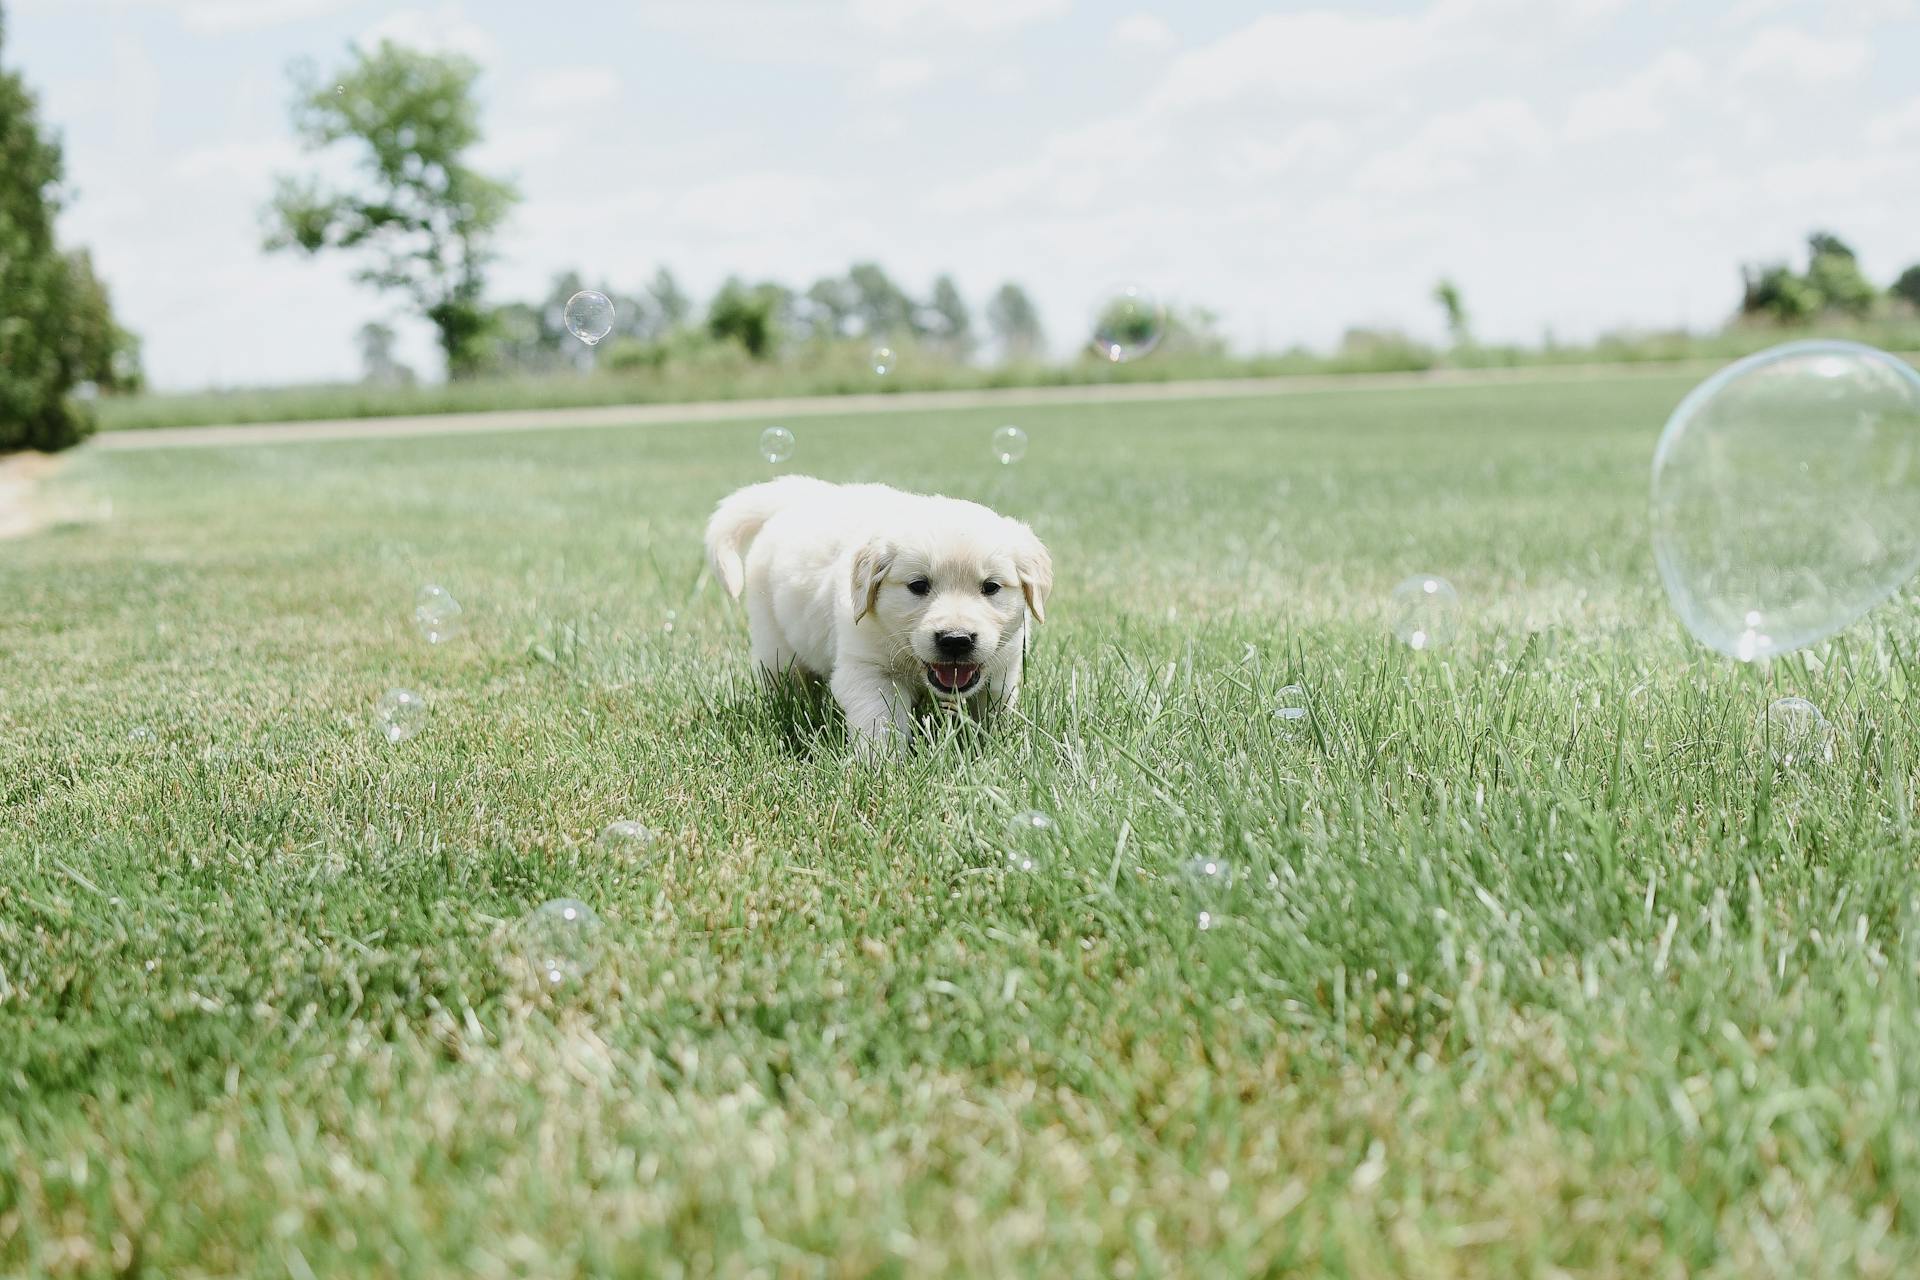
[7,372,1920,1276]
[92,319,1920,433]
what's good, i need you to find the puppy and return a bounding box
[706,476,1052,751]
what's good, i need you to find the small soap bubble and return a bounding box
[597,819,657,853]
[127,725,155,743]
[759,425,795,465]
[1389,574,1461,651]
[1761,696,1834,767]
[1090,284,1166,363]
[519,898,601,988]
[1004,809,1053,872]
[1273,683,1309,731]
[662,609,678,635]
[413,583,463,645]
[334,84,344,96]
[374,688,427,744]
[1183,856,1236,891]
[564,290,615,346]
[871,345,896,376]
[991,425,1028,465]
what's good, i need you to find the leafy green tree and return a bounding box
[1740,263,1821,323]
[357,321,413,385]
[1432,277,1471,347]
[985,282,1044,362]
[1803,231,1876,317]
[265,42,517,380]
[648,268,691,331]
[707,277,780,358]
[803,275,858,340]
[0,2,137,451]
[1893,265,1920,313]
[924,274,974,358]
[846,262,916,338]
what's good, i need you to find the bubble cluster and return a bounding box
[871,346,895,376]
[1761,696,1834,767]
[564,290,615,346]
[1182,856,1235,931]
[1389,575,1460,651]
[759,426,795,465]
[519,898,602,988]
[1653,341,1920,661]
[1090,285,1166,363]
[413,583,463,645]
[991,425,1028,466]
[374,688,427,744]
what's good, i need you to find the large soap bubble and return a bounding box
[1652,340,1920,660]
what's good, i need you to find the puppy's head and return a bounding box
[853,507,1052,702]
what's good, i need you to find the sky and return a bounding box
[10,0,1920,390]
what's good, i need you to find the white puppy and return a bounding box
[705,476,1053,750]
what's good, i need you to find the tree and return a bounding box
[0,2,136,451]
[357,322,413,385]
[1740,262,1820,323]
[265,42,517,380]
[845,262,916,338]
[1893,265,1920,313]
[923,274,974,358]
[648,268,691,331]
[707,277,780,358]
[1432,277,1471,347]
[985,282,1045,361]
[1803,231,1876,317]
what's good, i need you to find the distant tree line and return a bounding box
[1740,231,1920,325]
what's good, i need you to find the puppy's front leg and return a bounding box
[831,664,915,759]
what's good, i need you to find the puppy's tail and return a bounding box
[704,476,832,601]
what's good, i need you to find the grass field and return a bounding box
[6,372,1920,1276]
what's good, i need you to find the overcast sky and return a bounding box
[11,0,1920,390]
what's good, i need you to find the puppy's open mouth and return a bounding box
[925,662,983,696]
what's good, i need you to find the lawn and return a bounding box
[5,372,1919,1277]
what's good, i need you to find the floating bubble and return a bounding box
[564,290,615,346]
[1761,696,1834,767]
[413,583,463,645]
[1004,809,1054,871]
[127,725,154,743]
[374,688,427,744]
[519,898,602,988]
[597,819,657,853]
[334,84,344,95]
[1090,285,1166,363]
[1653,341,1920,661]
[1389,574,1460,651]
[871,345,896,376]
[991,425,1028,465]
[759,426,795,465]
[1183,856,1234,931]
[1273,683,1309,731]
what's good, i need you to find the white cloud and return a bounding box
[845,0,1069,34]
[360,3,499,64]
[1868,97,1920,147]
[521,66,621,113]
[1564,50,1707,142]
[172,139,301,181]
[179,0,356,30]
[1221,121,1347,180]
[858,57,936,95]
[1149,11,1447,111]
[1729,25,1870,85]
[1111,14,1174,50]
[1356,98,1549,194]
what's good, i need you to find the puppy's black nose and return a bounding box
[934,630,977,657]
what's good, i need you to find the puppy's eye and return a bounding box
[981,581,1002,596]
[907,578,931,596]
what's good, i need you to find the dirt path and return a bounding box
[92,360,1717,452]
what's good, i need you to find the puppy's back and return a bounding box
[705,476,844,599]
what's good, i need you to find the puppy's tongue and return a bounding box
[930,662,980,691]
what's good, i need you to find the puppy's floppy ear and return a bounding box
[1009,520,1053,624]
[850,538,895,622]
